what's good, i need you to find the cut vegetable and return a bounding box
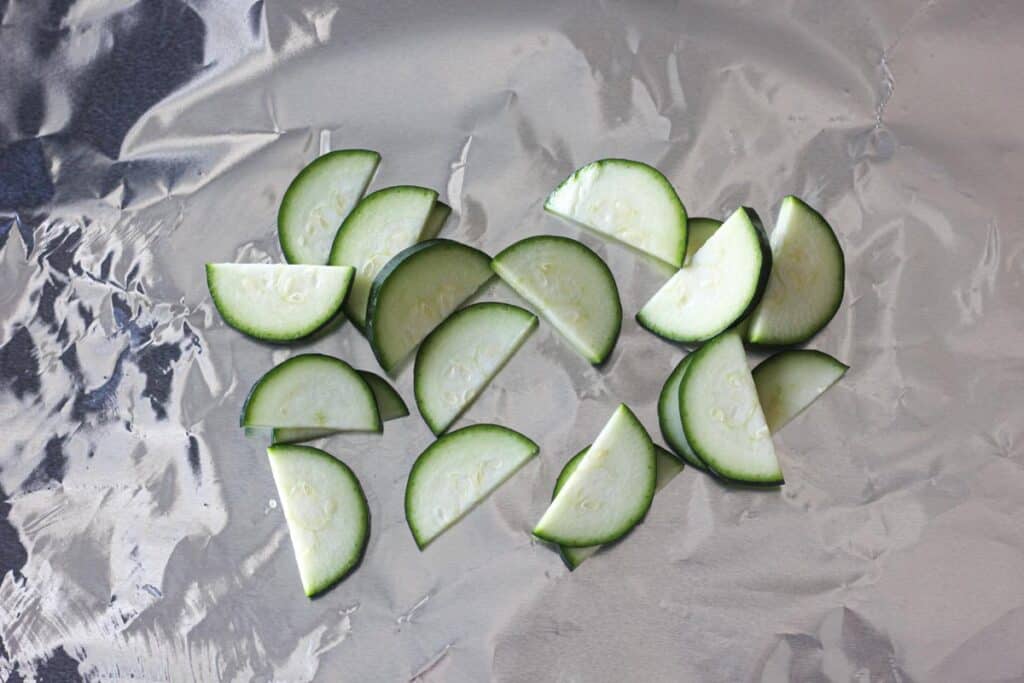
[278,150,380,265]
[679,331,782,484]
[268,445,369,597]
[366,239,493,373]
[328,186,439,329]
[491,236,621,364]
[746,196,845,346]
[415,303,537,435]
[272,427,339,445]
[637,206,770,343]
[545,159,688,267]
[555,444,684,569]
[206,263,355,342]
[683,217,722,266]
[753,349,848,433]
[657,355,705,470]
[241,354,381,432]
[358,370,409,421]
[660,347,844,469]
[534,404,655,547]
[421,201,452,240]
[405,424,539,548]
[270,370,407,444]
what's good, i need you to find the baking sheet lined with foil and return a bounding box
[2,0,1024,680]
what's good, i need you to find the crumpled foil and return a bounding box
[2,0,1023,680]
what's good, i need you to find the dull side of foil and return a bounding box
[2,0,1024,681]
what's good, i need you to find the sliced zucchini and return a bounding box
[267,445,369,597]
[545,159,688,267]
[683,217,722,266]
[271,427,338,445]
[657,355,705,470]
[753,349,848,433]
[278,150,380,265]
[421,201,452,240]
[637,206,770,343]
[555,444,684,569]
[366,239,493,373]
[358,370,409,421]
[533,404,656,547]
[269,371,407,444]
[660,347,844,469]
[328,186,439,329]
[405,424,539,548]
[206,263,354,342]
[491,236,621,365]
[680,331,782,485]
[241,354,381,432]
[415,303,537,435]
[746,196,844,345]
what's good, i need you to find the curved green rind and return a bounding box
[553,450,588,498]
[206,264,354,343]
[278,149,381,265]
[328,185,440,329]
[272,427,339,444]
[635,206,770,343]
[533,404,656,547]
[553,448,593,569]
[414,302,538,435]
[657,355,706,470]
[366,239,493,373]
[240,353,382,433]
[267,372,406,444]
[358,370,409,421]
[405,424,539,549]
[683,217,723,266]
[679,332,783,486]
[737,208,773,326]
[421,201,452,240]
[267,445,370,597]
[545,159,688,267]
[746,196,845,346]
[554,445,683,570]
[752,349,848,433]
[491,235,622,365]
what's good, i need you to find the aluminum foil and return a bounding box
[2,0,1024,680]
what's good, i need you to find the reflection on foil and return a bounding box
[2,0,1024,680]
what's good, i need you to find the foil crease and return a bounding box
[2,0,1024,680]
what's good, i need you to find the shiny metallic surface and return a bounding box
[2,1,1023,680]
